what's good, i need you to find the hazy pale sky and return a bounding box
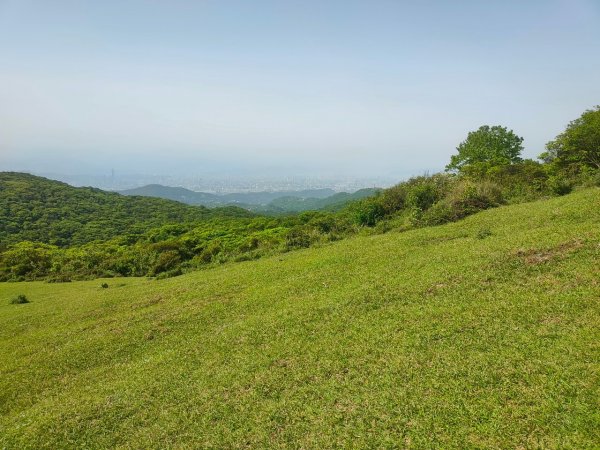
[1,0,599,178]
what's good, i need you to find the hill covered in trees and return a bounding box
[264,188,380,213]
[0,172,253,247]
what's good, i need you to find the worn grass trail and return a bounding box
[1,189,599,448]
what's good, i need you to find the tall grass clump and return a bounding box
[10,294,29,304]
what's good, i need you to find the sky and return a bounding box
[1,0,599,180]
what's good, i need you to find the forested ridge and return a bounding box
[0,172,253,247]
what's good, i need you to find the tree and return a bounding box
[540,106,600,173]
[446,125,524,174]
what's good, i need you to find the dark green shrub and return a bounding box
[420,200,455,225]
[151,250,181,275]
[421,181,503,226]
[196,241,223,264]
[579,168,600,187]
[100,282,109,288]
[379,185,407,214]
[353,199,385,227]
[285,228,312,250]
[10,294,29,304]
[406,183,439,211]
[476,228,492,239]
[547,176,573,196]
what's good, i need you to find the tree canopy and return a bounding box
[0,172,253,247]
[540,106,600,173]
[446,125,524,174]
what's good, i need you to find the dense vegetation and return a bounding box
[264,188,379,213]
[0,172,253,247]
[1,107,599,282]
[1,189,598,448]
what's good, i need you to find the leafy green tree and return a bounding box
[540,106,600,173]
[446,125,524,174]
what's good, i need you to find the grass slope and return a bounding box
[1,189,599,448]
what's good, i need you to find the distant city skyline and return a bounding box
[1,1,599,179]
[26,171,399,193]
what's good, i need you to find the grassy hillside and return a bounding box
[1,188,599,448]
[0,172,253,246]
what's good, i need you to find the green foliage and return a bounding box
[352,199,385,226]
[266,188,380,213]
[284,227,313,250]
[541,106,600,174]
[405,182,438,211]
[446,125,524,173]
[0,241,55,281]
[0,172,253,247]
[547,175,573,196]
[420,180,504,226]
[10,294,29,304]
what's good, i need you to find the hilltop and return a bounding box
[264,188,379,213]
[120,184,336,205]
[1,188,598,448]
[0,172,253,247]
[119,183,378,213]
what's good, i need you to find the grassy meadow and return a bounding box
[1,188,599,448]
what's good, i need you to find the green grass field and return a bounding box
[1,188,599,448]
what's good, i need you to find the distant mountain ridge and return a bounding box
[119,184,379,213]
[119,184,336,206]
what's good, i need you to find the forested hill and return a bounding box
[0,172,253,247]
[120,184,336,207]
[266,188,380,213]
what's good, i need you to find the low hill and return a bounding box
[119,184,225,206]
[120,184,338,208]
[0,172,253,247]
[1,188,598,447]
[267,188,380,212]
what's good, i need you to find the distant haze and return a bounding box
[1,0,599,181]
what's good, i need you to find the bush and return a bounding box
[10,294,29,304]
[285,228,312,250]
[353,199,385,227]
[421,181,504,226]
[420,200,455,225]
[151,250,181,275]
[547,176,573,196]
[100,282,109,288]
[476,228,492,239]
[379,185,407,214]
[406,183,438,211]
[578,168,600,188]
